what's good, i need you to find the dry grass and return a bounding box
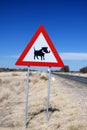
[0,71,87,130]
[67,121,87,130]
[0,88,11,102]
[12,72,19,76]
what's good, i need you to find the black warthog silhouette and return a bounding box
[34,47,50,60]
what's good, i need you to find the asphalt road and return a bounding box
[52,72,87,84]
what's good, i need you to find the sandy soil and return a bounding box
[0,71,87,130]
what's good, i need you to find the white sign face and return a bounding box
[23,33,57,63]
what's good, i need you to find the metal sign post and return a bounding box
[24,66,30,128]
[46,67,51,122]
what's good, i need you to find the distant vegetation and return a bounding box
[0,66,87,73]
[0,68,27,72]
[60,65,70,72]
[80,66,87,73]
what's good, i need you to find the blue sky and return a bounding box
[0,0,87,71]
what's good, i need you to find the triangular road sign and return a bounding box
[15,25,64,67]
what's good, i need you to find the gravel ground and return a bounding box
[54,74,87,117]
[52,74,87,130]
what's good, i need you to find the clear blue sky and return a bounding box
[0,0,87,71]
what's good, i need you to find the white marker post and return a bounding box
[46,67,51,122]
[25,66,30,128]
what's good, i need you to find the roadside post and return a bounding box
[25,66,30,128]
[46,67,51,122]
[15,25,64,128]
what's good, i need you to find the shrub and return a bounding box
[80,66,87,73]
[60,65,70,72]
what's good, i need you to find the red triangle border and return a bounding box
[15,25,64,67]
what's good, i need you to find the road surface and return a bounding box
[52,72,87,84]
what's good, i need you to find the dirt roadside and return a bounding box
[0,71,87,130]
